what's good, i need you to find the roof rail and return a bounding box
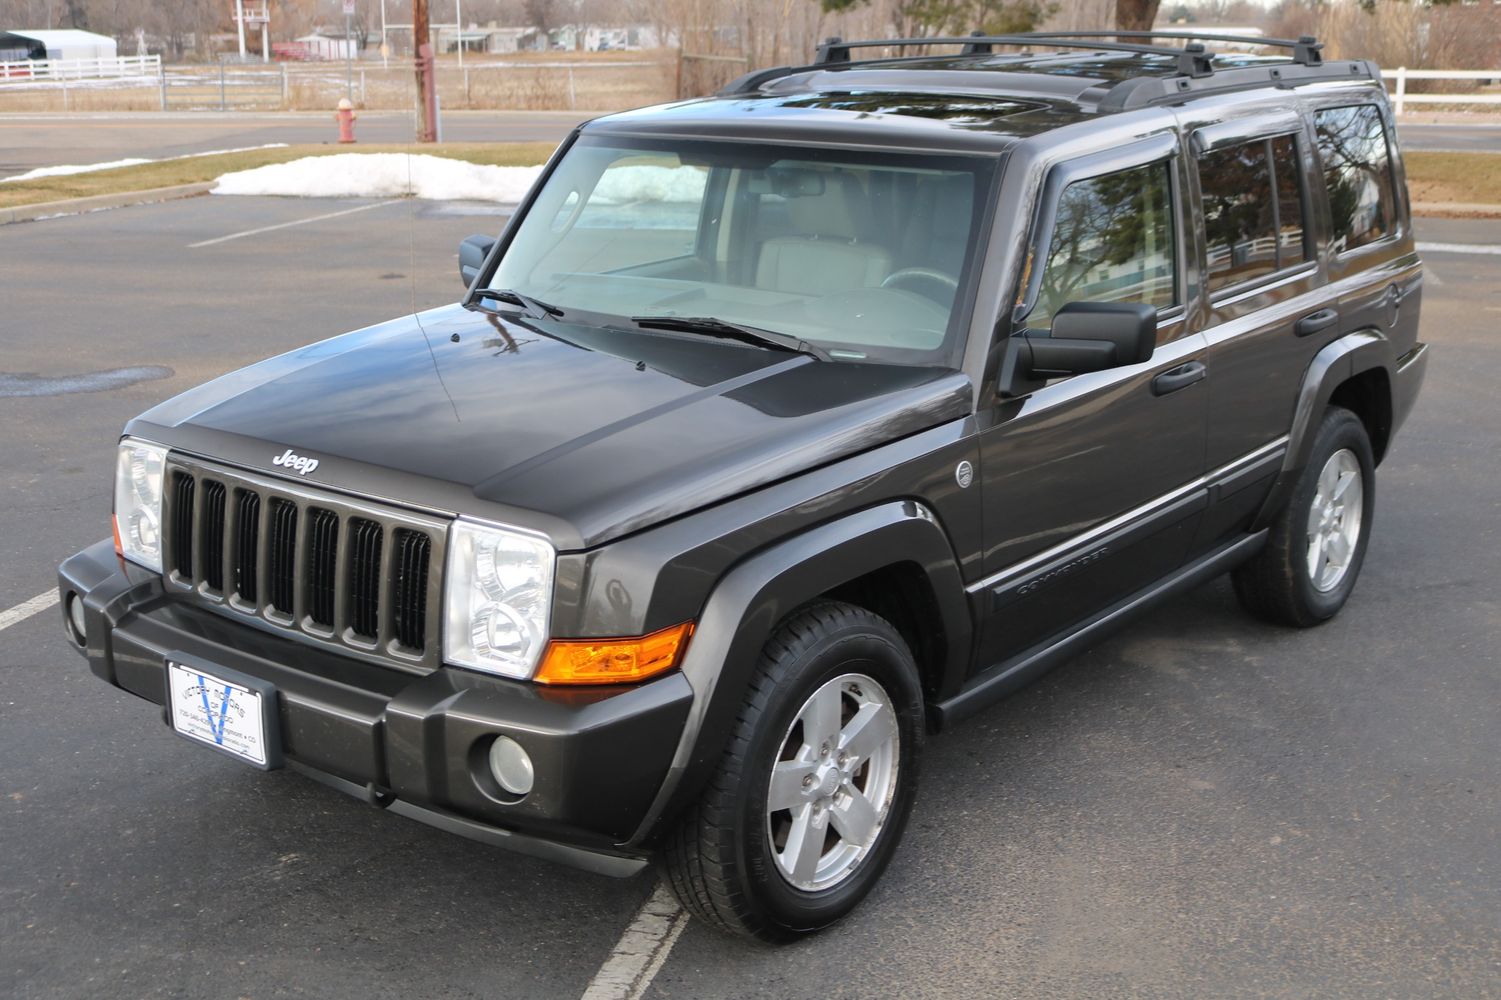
[811,33,1214,67]
[1026,31,1324,66]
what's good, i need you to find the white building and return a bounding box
[0,28,118,63]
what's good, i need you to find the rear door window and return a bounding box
[1313,104,1398,253]
[1198,133,1309,294]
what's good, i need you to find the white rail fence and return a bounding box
[1387,68,1501,115]
[0,54,161,81]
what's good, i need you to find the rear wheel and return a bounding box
[1233,406,1375,626]
[660,601,924,940]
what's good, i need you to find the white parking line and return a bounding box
[187,198,404,248]
[0,591,59,634]
[1417,241,1501,256]
[580,884,688,1000]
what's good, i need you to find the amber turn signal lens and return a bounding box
[535,622,693,686]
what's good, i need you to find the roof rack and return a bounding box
[718,30,1372,111]
[812,33,1203,68]
[1025,31,1324,66]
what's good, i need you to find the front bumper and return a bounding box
[58,540,693,876]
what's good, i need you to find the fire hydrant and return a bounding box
[335,98,357,144]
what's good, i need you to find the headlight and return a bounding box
[113,438,168,572]
[443,518,555,679]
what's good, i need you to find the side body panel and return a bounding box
[1174,96,1336,551]
[969,127,1211,671]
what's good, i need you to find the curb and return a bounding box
[1412,201,1501,219]
[2,182,214,225]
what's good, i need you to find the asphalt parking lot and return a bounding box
[2,194,1499,999]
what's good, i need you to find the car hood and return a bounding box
[128,305,972,549]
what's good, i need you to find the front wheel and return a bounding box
[1233,405,1376,626]
[660,601,924,940]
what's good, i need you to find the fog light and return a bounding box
[488,736,534,797]
[66,594,87,647]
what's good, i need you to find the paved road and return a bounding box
[0,112,1496,180]
[2,197,1499,998]
[1398,121,1501,153]
[0,110,588,178]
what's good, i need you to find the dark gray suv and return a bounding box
[58,31,1426,940]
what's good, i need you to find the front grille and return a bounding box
[162,456,449,672]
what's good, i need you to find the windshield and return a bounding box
[488,135,996,366]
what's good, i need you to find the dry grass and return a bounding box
[0,142,556,209]
[1404,151,1501,207]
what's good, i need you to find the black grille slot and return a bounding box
[393,529,431,652]
[348,518,384,640]
[201,480,227,591]
[171,473,195,579]
[267,498,299,615]
[235,489,260,603]
[307,507,339,628]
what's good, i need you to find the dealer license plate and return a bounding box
[166,660,275,768]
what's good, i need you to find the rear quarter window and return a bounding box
[1314,105,1399,253]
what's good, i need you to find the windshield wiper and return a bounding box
[466,288,565,320]
[630,315,830,362]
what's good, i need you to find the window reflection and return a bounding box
[1315,105,1397,253]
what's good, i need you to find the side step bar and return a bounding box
[931,530,1268,730]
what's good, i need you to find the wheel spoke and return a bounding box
[839,702,895,766]
[781,804,823,885]
[768,760,818,813]
[1319,460,1339,500]
[1327,530,1350,565]
[1307,535,1323,578]
[830,786,879,847]
[802,682,842,748]
[1307,500,1324,539]
[1331,469,1356,503]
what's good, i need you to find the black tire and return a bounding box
[659,600,924,941]
[1233,406,1376,627]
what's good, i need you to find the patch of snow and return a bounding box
[212,153,545,202]
[593,164,708,204]
[212,154,710,206]
[4,157,152,180]
[2,143,288,183]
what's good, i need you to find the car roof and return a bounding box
[583,42,1383,154]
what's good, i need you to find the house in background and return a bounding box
[435,25,546,55]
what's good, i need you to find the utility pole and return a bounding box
[343,0,355,102]
[414,0,437,142]
[456,0,464,70]
[380,0,388,69]
[235,0,247,61]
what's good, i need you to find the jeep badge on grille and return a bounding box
[272,449,320,476]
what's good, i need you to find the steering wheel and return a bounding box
[880,267,960,299]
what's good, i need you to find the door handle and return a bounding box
[1152,360,1207,396]
[1295,308,1339,338]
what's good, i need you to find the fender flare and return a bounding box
[1255,329,1391,529]
[622,500,972,848]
